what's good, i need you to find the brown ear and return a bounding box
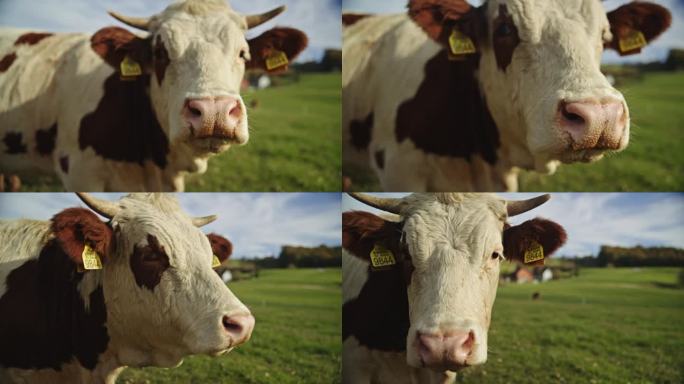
[503,218,567,263]
[606,1,672,56]
[51,208,113,266]
[207,233,233,263]
[343,211,401,261]
[91,26,151,69]
[247,27,308,73]
[407,0,483,46]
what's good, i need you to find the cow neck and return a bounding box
[0,239,109,371]
[79,73,170,169]
[343,221,413,352]
[395,50,500,164]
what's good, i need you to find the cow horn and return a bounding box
[348,193,402,214]
[506,194,551,217]
[245,6,286,29]
[76,193,121,219]
[108,11,150,31]
[192,215,218,227]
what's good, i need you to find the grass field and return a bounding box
[16,72,341,192]
[347,70,684,192]
[456,267,684,383]
[118,268,341,384]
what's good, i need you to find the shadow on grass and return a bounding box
[651,282,682,290]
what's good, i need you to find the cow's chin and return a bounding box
[192,137,234,154]
[558,148,609,163]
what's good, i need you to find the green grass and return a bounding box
[347,71,684,192]
[16,73,341,192]
[456,267,684,383]
[118,268,341,384]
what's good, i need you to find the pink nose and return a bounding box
[417,330,475,369]
[222,313,255,347]
[558,99,627,150]
[183,97,243,139]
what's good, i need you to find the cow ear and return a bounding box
[503,218,567,264]
[606,2,671,56]
[407,0,483,47]
[247,27,308,73]
[207,233,233,263]
[343,211,401,261]
[51,208,113,267]
[91,26,152,70]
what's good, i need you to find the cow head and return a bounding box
[408,0,670,169]
[91,0,307,157]
[344,193,566,371]
[51,193,253,367]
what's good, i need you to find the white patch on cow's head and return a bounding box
[398,193,506,370]
[477,0,628,169]
[91,194,250,367]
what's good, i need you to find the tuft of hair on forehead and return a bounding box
[401,193,506,216]
[166,0,232,16]
[119,193,182,214]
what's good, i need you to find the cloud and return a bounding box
[0,0,341,62]
[342,193,684,257]
[341,0,683,64]
[0,193,341,259]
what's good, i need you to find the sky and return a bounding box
[0,0,342,62]
[0,193,341,259]
[342,193,684,257]
[342,0,684,64]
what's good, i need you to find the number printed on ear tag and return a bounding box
[120,55,142,77]
[524,241,544,264]
[448,28,476,56]
[265,50,289,71]
[370,244,396,268]
[619,30,647,53]
[82,244,103,270]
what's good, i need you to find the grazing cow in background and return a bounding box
[0,0,307,191]
[342,193,567,383]
[343,0,671,191]
[0,193,254,383]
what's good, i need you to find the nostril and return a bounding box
[188,106,202,117]
[561,104,585,124]
[222,315,243,333]
[462,331,475,355]
[228,103,242,120]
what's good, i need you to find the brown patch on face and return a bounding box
[208,233,233,264]
[0,52,17,72]
[79,73,169,168]
[349,112,373,150]
[3,132,27,154]
[51,208,113,266]
[343,211,402,261]
[247,27,308,73]
[153,36,170,86]
[606,2,672,56]
[503,218,567,263]
[342,13,372,27]
[60,156,69,174]
[492,5,520,72]
[0,240,109,370]
[407,0,474,41]
[395,51,500,164]
[90,27,151,69]
[35,124,57,156]
[130,234,170,291]
[374,149,385,169]
[14,32,53,46]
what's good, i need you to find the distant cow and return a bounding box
[343,0,671,191]
[0,193,254,383]
[0,0,307,191]
[343,193,567,383]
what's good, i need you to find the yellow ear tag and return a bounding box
[523,241,544,264]
[120,55,142,77]
[619,30,647,54]
[265,50,289,71]
[82,244,103,270]
[212,255,222,268]
[370,244,396,268]
[448,28,476,56]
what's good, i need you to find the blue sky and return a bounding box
[0,0,342,62]
[0,193,341,259]
[343,0,684,64]
[343,193,684,257]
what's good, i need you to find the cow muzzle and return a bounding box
[182,96,247,149]
[222,312,255,349]
[415,329,477,371]
[556,98,628,161]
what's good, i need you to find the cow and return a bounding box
[342,0,672,191]
[342,192,567,383]
[0,0,308,191]
[0,193,254,383]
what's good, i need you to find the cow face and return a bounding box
[93,0,307,157]
[408,0,670,168]
[62,193,253,367]
[345,193,565,371]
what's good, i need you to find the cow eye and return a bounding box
[495,23,513,37]
[491,251,502,260]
